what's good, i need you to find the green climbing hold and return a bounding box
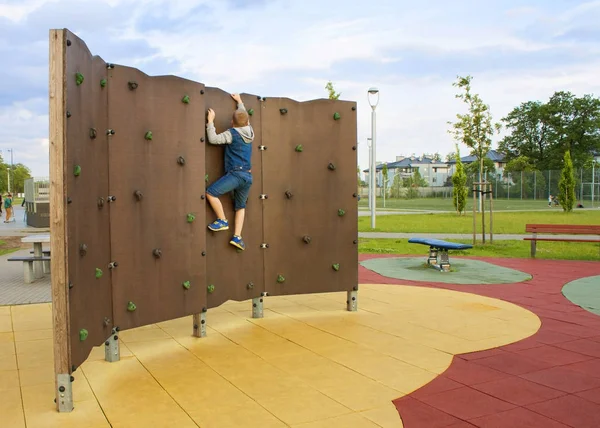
[205,174,209,183]
[100,78,107,88]
[145,131,153,140]
[182,95,190,104]
[182,280,191,290]
[295,145,303,152]
[127,301,137,312]
[277,274,285,283]
[248,108,254,116]
[75,72,84,86]
[95,268,103,279]
[332,263,340,271]
[333,112,341,120]
[79,329,88,341]
[73,165,81,177]
[207,284,215,293]
[187,213,196,223]
[338,209,345,216]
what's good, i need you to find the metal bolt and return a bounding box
[59,386,65,393]
[253,303,257,308]
[67,197,72,204]
[67,40,72,46]
[200,195,205,200]
[201,320,205,324]
[352,106,356,111]
[200,89,205,95]
[134,190,143,201]
[66,111,71,118]
[280,108,288,115]
[70,376,75,382]
[89,128,97,139]
[153,248,162,258]
[202,307,207,312]
[260,298,263,303]
[177,156,186,165]
[201,251,206,256]
[97,197,105,208]
[193,324,198,329]
[105,341,109,346]
[303,235,311,244]
[352,146,356,150]
[353,240,358,244]
[68,282,73,289]
[285,190,293,199]
[328,163,336,170]
[113,335,118,340]
[79,243,87,256]
[128,81,138,90]
[200,137,205,142]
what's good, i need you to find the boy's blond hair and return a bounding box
[232,108,249,127]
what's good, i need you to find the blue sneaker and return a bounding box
[229,235,245,250]
[208,219,229,231]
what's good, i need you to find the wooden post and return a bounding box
[472,185,476,245]
[481,183,486,244]
[489,185,494,243]
[49,29,73,412]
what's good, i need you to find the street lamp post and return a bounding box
[368,87,379,229]
[367,138,372,211]
[7,149,13,194]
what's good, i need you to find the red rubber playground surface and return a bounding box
[359,254,600,428]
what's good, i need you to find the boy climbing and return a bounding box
[205,93,254,251]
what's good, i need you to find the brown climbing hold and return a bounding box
[89,128,97,139]
[152,249,162,258]
[134,190,143,201]
[79,244,87,256]
[285,190,293,199]
[303,235,311,244]
[177,156,186,165]
[128,81,138,90]
[328,163,336,170]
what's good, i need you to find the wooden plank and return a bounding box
[49,28,71,408]
[262,98,358,297]
[204,89,265,307]
[108,66,207,330]
[523,238,600,243]
[525,224,600,234]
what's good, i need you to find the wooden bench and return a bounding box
[8,256,52,284]
[408,238,473,272]
[524,224,600,257]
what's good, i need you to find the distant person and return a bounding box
[548,194,552,207]
[4,193,12,222]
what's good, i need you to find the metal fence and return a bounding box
[24,177,50,212]
[359,168,600,208]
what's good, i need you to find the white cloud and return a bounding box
[1,0,599,177]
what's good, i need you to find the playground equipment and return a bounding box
[472,181,494,244]
[49,29,358,412]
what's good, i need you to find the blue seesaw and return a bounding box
[408,238,473,272]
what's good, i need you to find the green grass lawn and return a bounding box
[0,240,19,256]
[358,197,595,212]
[358,210,600,234]
[359,238,600,261]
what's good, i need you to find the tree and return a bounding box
[390,173,403,198]
[11,164,32,194]
[558,150,576,212]
[325,81,341,100]
[465,157,497,178]
[451,146,468,215]
[445,151,456,162]
[448,75,501,211]
[499,92,600,170]
[382,163,389,204]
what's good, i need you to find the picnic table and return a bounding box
[21,233,50,279]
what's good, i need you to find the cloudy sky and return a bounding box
[1,0,599,177]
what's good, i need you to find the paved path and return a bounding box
[0,205,49,236]
[359,232,600,241]
[0,247,51,305]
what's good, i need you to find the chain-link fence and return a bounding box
[358,167,600,210]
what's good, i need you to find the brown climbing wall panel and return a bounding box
[107,67,207,330]
[64,30,113,369]
[204,89,265,307]
[262,99,358,297]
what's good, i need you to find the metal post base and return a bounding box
[347,289,358,311]
[427,248,438,266]
[252,297,264,318]
[104,329,120,363]
[439,250,450,272]
[192,311,207,338]
[55,373,73,412]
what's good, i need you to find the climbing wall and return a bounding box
[262,99,359,297]
[64,32,114,369]
[203,89,265,307]
[52,29,358,379]
[107,66,207,331]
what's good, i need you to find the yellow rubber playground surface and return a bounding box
[1,284,540,428]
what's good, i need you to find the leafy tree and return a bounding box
[445,151,456,162]
[499,92,600,169]
[558,150,576,212]
[325,81,341,100]
[451,146,468,214]
[465,157,497,178]
[11,164,32,194]
[390,173,403,198]
[382,163,389,202]
[448,75,501,210]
